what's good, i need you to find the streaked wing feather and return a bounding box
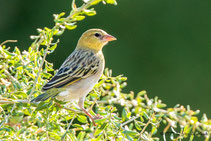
[42,49,99,91]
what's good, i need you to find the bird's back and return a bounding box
[42,49,104,92]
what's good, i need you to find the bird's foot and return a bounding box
[81,107,104,126]
[89,114,103,126]
[93,114,103,120]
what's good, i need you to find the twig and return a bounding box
[67,0,96,19]
[138,113,155,140]
[88,97,97,112]
[121,116,140,127]
[61,112,76,140]
[67,113,76,131]
[4,69,20,85]
[163,132,167,141]
[55,102,83,114]
[171,126,180,135]
[0,99,84,115]
[0,40,17,46]
[163,123,170,141]
[0,100,29,104]
[46,107,50,141]
[28,47,49,101]
[71,0,76,10]
[163,120,171,133]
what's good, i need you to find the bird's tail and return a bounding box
[31,88,60,102]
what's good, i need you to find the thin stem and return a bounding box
[163,120,171,133]
[88,97,97,112]
[67,0,97,19]
[67,113,76,131]
[61,112,76,140]
[4,69,20,85]
[138,113,155,140]
[0,40,17,46]
[28,47,49,101]
[163,132,167,141]
[46,107,50,141]
[121,116,140,127]
[0,100,29,104]
[55,103,83,114]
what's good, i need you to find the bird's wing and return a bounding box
[42,49,100,91]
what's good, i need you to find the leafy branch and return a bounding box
[0,0,210,140]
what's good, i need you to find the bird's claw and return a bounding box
[93,114,103,120]
[90,114,103,126]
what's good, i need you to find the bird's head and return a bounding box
[77,29,116,51]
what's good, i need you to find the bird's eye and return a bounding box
[94,33,101,37]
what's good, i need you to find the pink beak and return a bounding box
[103,34,117,41]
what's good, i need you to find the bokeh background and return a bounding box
[0,0,210,117]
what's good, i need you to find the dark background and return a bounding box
[0,0,210,117]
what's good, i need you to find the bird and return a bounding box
[31,28,116,125]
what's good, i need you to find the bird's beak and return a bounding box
[103,34,117,42]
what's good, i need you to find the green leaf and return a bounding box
[16,128,26,136]
[9,114,24,124]
[99,123,107,130]
[90,0,102,6]
[104,0,117,5]
[48,131,61,140]
[65,24,77,30]
[94,123,107,136]
[14,47,21,55]
[84,9,96,16]
[151,126,157,135]
[122,130,138,136]
[0,128,12,132]
[189,134,194,141]
[74,16,86,21]
[122,108,127,121]
[96,134,103,140]
[42,72,52,79]
[4,49,15,57]
[157,103,167,108]
[137,90,146,96]
[13,91,27,98]
[94,118,107,124]
[126,112,131,119]
[77,131,86,141]
[35,103,48,111]
[113,115,122,120]
[134,120,142,131]
[184,125,192,137]
[49,44,57,51]
[77,115,88,123]
[143,112,149,120]
[72,124,83,130]
[94,128,103,136]
[53,12,65,20]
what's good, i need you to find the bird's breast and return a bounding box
[57,57,104,101]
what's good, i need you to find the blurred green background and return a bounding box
[0,0,210,116]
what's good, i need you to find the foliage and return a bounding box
[0,0,210,140]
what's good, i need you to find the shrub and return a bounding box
[0,0,210,140]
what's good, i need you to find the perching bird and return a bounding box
[31,29,116,125]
